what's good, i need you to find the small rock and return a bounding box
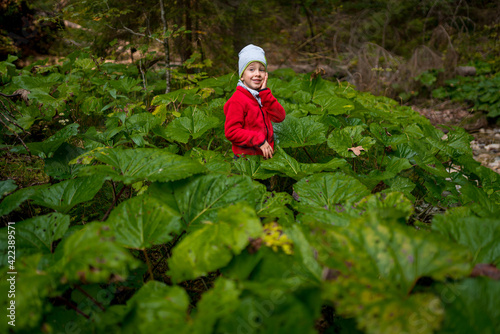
[485,143,500,151]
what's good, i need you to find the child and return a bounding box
[224,44,286,159]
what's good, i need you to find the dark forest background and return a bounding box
[1,0,499,104]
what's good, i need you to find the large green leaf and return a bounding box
[30,176,106,213]
[435,278,500,334]
[323,278,444,334]
[167,203,263,283]
[55,222,138,283]
[0,179,17,199]
[0,213,69,262]
[11,73,62,93]
[77,148,206,184]
[23,123,80,158]
[312,90,356,115]
[189,148,231,174]
[432,209,500,265]
[0,186,44,216]
[152,88,203,105]
[422,125,474,158]
[306,212,473,334]
[255,191,295,225]
[191,278,242,334]
[408,138,450,178]
[327,125,376,158]
[369,123,407,147]
[0,254,59,332]
[273,115,328,148]
[232,155,276,180]
[165,110,220,143]
[106,195,182,249]
[215,279,321,334]
[319,212,472,292]
[293,172,370,209]
[261,147,347,180]
[121,281,189,333]
[44,142,86,179]
[148,174,264,230]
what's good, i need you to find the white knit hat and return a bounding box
[238,44,267,78]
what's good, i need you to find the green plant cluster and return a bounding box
[432,72,500,118]
[0,52,499,334]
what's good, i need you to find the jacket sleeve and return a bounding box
[224,99,266,147]
[259,88,286,123]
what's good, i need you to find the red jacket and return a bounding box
[224,86,286,156]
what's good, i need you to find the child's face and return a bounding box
[241,61,266,90]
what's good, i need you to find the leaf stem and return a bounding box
[56,296,90,319]
[101,185,127,221]
[74,284,105,312]
[143,249,154,281]
[302,147,316,163]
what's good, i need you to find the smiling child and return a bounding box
[224,44,286,159]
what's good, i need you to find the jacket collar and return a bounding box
[236,84,262,106]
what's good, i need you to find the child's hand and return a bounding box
[259,140,274,159]
[261,73,268,90]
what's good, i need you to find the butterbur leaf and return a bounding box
[261,147,347,180]
[106,195,182,250]
[148,174,263,230]
[0,186,44,216]
[432,210,500,265]
[328,125,376,157]
[273,115,327,148]
[152,88,203,105]
[256,191,295,225]
[44,142,86,179]
[459,182,499,217]
[189,148,231,174]
[308,212,473,293]
[31,176,106,213]
[23,123,79,158]
[306,212,472,334]
[78,147,206,184]
[122,281,189,333]
[191,278,242,334]
[167,203,263,283]
[383,176,416,201]
[323,278,444,334]
[0,254,59,332]
[166,110,220,143]
[435,278,500,334]
[215,279,321,334]
[312,90,355,115]
[354,192,414,222]
[0,213,69,261]
[0,179,17,199]
[56,222,138,283]
[109,77,142,93]
[232,155,276,180]
[293,172,370,209]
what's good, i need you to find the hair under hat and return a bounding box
[238,44,267,78]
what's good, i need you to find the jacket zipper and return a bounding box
[258,105,269,143]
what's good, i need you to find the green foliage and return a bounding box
[0,56,498,334]
[432,73,500,118]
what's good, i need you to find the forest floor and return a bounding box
[412,104,500,174]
